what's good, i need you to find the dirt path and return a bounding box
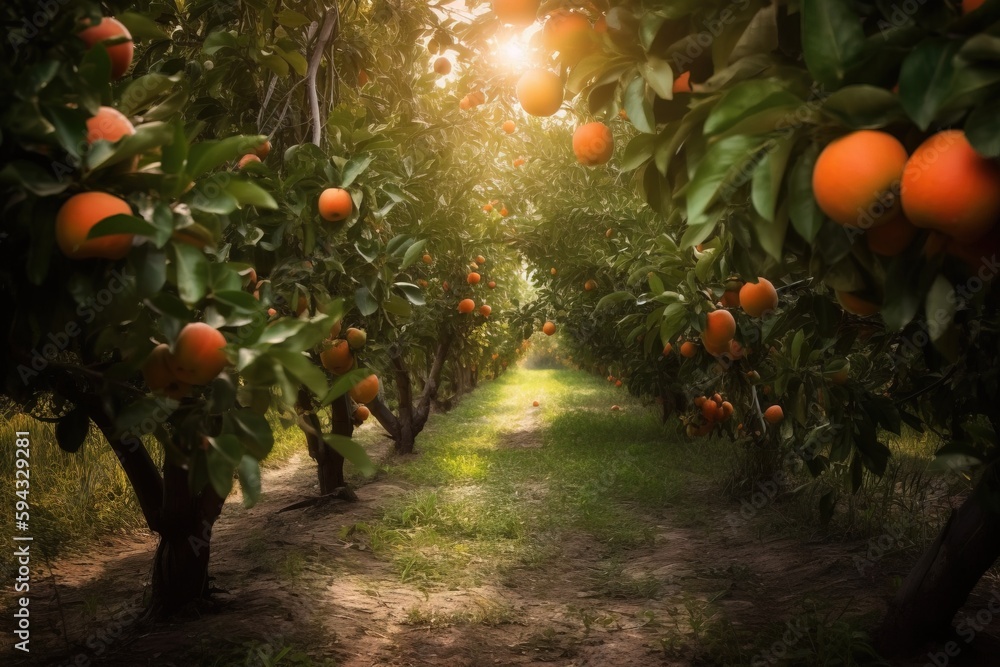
[5,371,1000,666]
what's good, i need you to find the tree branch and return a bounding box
[306,8,340,147]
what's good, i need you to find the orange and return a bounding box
[901,130,1000,243]
[86,106,134,144]
[573,122,614,166]
[662,343,672,357]
[479,305,492,317]
[488,281,497,289]
[357,69,369,87]
[836,291,880,316]
[500,206,509,216]
[267,308,277,317]
[459,96,472,110]
[721,401,734,419]
[329,320,343,340]
[594,15,608,33]
[142,344,190,400]
[739,278,778,317]
[55,192,134,260]
[813,130,908,228]
[476,255,487,265]
[483,203,493,212]
[673,71,692,94]
[422,253,433,264]
[469,90,486,105]
[513,157,526,167]
[550,267,557,275]
[532,400,540,407]
[606,228,614,238]
[321,339,354,375]
[728,339,745,360]
[238,154,260,169]
[345,327,367,350]
[721,290,740,308]
[492,0,539,25]
[78,17,133,79]
[542,10,592,65]
[169,323,228,385]
[467,272,481,285]
[701,310,736,352]
[866,215,917,256]
[319,187,353,222]
[354,405,371,424]
[433,57,452,75]
[516,69,563,117]
[963,0,985,12]
[680,341,698,358]
[443,281,450,291]
[503,120,516,134]
[349,374,380,404]
[542,321,556,336]
[458,298,476,314]
[584,279,597,291]
[764,405,784,424]
[255,140,271,159]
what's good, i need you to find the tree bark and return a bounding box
[877,461,1000,655]
[299,387,346,494]
[149,460,224,617]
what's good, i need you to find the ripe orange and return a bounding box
[516,69,563,117]
[56,192,135,260]
[170,323,228,385]
[550,267,557,275]
[329,320,343,340]
[476,255,487,265]
[584,279,597,291]
[479,305,492,317]
[503,120,516,134]
[78,17,133,79]
[611,405,621,411]
[469,90,486,105]
[836,291,880,316]
[721,289,741,308]
[532,400,540,407]
[467,272,481,285]
[458,298,476,314]
[901,130,1000,243]
[594,14,608,33]
[255,140,271,159]
[492,0,539,25]
[319,187,353,222]
[701,309,736,352]
[433,57,452,75]
[764,405,784,424]
[542,321,556,336]
[267,308,277,317]
[963,0,985,12]
[813,130,908,228]
[488,281,497,289]
[483,203,493,212]
[459,96,472,110]
[357,69,370,87]
[238,154,261,169]
[422,253,433,264]
[739,278,778,317]
[866,215,917,256]
[513,157,526,167]
[142,344,190,400]
[345,327,367,350]
[615,380,623,387]
[349,374,380,404]
[86,106,134,144]
[606,228,614,238]
[542,10,592,65]
[321,339,354,375]
[680,341,698,358]
[443,281,451,291]
[500,207,509,216]
[572,122,614,166]
[663,343,672,356]
[721,401,734,419]
[354,405,371,424]
[673,71,693,94]
[701,399,719,422]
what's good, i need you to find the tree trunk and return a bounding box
[877,462,1000,655]
[391,348,417,455]
[299,387,345,494]
[150,461,224,617]
[323,393,350,491]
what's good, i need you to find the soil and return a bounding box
[4,416,1000,667]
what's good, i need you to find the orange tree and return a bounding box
[461,0,1000,654]
[0,0,368,614]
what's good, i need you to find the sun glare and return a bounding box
[490,29,537,71]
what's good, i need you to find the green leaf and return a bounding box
[187,135,267,178]
[925,275,956,342]
[118,11,168,40]
[754,207,789,262]
[55,407,90,454]
[659,302,688,344]
[787,146,825,243]
[118,74,180,115]
[639,57,674,99]
[704,80,800,135]
[277,9,312,27]
[821,85,905,129]
[355,287,378,316]
[801,0,865,89]
[225,180,278,209]
[85,121,174,172]
[965,99,1000,158]
[401,239,428,269]
[0,161,68,196]
[624,75,655,134]
[595,291,635,311]
[899,39,961,131]
[323,434,376,477]
[227,409,275,460]
[382,293,413,318]
[269,349,328,397]
[172,243,210,305]
[686,135,761,225]
[87,213,157,239]
[340,155,373,188]
[395,282,426,306]
[237,456,262,508]
[621,134,657,172]
[320,368,373,406]
[206,435,242,498]
[751,134,795,222]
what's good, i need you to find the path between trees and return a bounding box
[7,369,1000,666]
